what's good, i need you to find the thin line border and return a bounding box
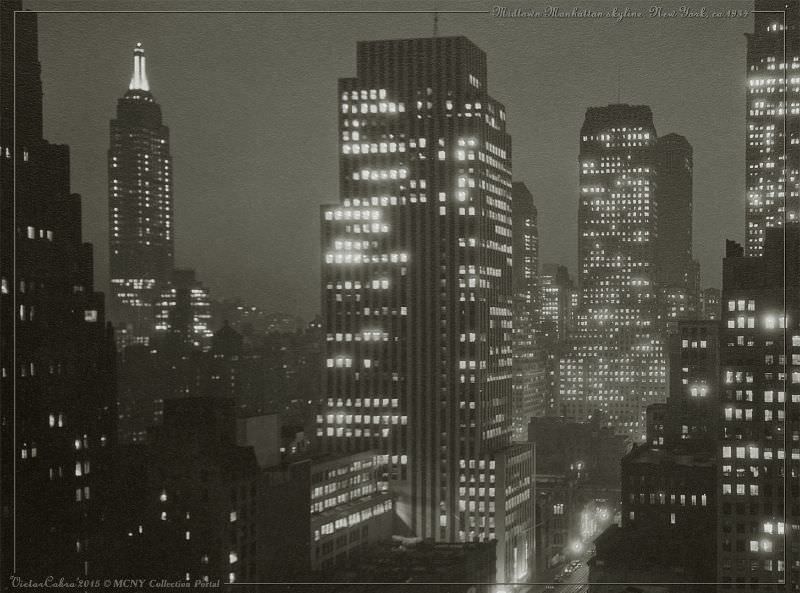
[8,3,791,589]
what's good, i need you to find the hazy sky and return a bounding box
[30,0,751,318]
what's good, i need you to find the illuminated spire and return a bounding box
[128,42,150,92]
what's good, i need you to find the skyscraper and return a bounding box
[540,264,575,344]
[317,37,532,583]
[108,44,174,346]
[717,228,800,591]
[653,133,699,319]
[744,0,800,257]
[653,134,694,287]
[512,182,547,437]
[560,104,667,439]
[540,264,575,415]
[153,268,213,349]
[1,0,116,578]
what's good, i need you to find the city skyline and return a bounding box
[29,0,751,317]
[5,0,799,589]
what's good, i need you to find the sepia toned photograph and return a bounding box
[1,0,798,591]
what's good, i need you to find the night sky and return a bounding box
[31,0,751,319]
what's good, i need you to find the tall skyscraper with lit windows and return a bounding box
[512,182,547,436]
[108,44,173,346]
[560,105,667,439]
[714,6,800,585]
[318,36,532,583]
[716,228,800,591]
[745,0,799,256]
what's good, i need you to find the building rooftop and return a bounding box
[624,445,714,468]
[328,539,496,584]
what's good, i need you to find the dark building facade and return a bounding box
[317,37,532,583]
[592,312,720,589]
[1,0,117,579]
[614,446,716,581]
[108,44,174,347]
[528,416,628,489]
[717,228,800,591]
[104,398,311,585]
[744,0,800,257]
[322,539,497,593]
[653,133,699,319]
[593,394,717,590]
[511,182,547,437]
[665,320,720,451]
[700,287,721,321]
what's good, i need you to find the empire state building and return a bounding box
[108,44,173,345]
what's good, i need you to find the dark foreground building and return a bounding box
[322,538,497,593]
[1,0,116,579]
[717,228,800,591]
[590,446,716,593]
[591,316,719,590]
[103,398,311,585]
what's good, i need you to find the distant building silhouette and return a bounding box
[153,268,213,349]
